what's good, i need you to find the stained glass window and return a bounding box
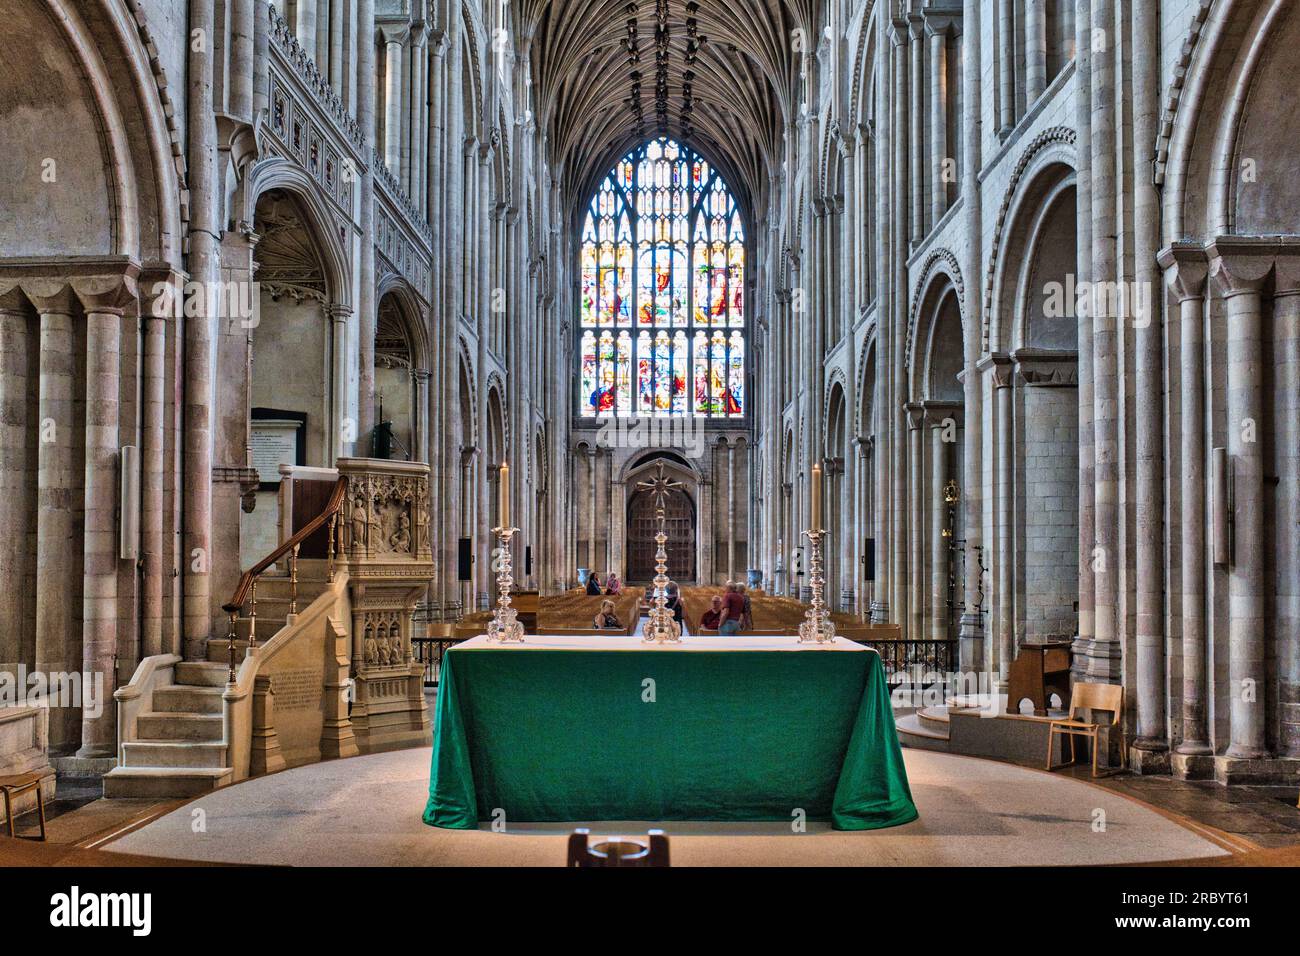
[579,138,745,418]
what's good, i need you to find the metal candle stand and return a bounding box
[486,526,525,643]
[797,528,836,644]
[643,515,683,644]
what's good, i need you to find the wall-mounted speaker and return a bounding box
[457,537,473,581]
[525,545,532,577]
[864,538,875,582]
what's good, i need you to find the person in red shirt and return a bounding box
[718,583,746,635]
[700,596,723,631]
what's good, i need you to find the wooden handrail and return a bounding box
[223,476,348,614]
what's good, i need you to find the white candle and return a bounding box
[811,462,822,531]
[499,461,510,528]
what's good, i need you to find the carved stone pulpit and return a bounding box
[336,458,435,752]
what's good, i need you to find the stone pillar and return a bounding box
[1159,246,1210,755]
[990,356,1015,684]
[906,405,925,640]
[908,15,925,244]
[1073,0,1095,678]
[328,0,345,96]
[929,410,951,643]
[927,18,950,225]
[356,0,376,447]
[1025,0,1047,103]
[413,368,430,464]
[998,0,1016,134]
[1131,0,1166,760]
[296,0,317,62]
[79,306,123,757]
[1276,259,1300,757]
[383,29,405,174]
[585,449,596,572]
[32,290,78,750]
[727,441,736,582]
[1209,245,1271,759]
[139,293,169,659]
[0,296,32,675]
[329,304,351,460]
[1089,0,1120,683]
[229,0,256,121]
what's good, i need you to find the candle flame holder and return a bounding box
[487,526,525,643]
[797,528,836,644]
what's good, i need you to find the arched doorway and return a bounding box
[626,486,696,584]
[374,292,415,460]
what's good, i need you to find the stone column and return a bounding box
[929,409,951,643]
[1073,0,1095,678]
[1276,257,1300,757]
[1025,0,1047,103]
[908,15,926,244]
[329,304,351,460]
[1132,0,1166,759]
[906,405,925,639]
[356,0,376,448]
[230,0,256,121]
[927,17,950,225]
[997,0,1016,134]
[989,356,1015,684]
[585,449,596,572]
[329,0,345,96]
[186,0,219,654]
[139,281,171,659]
[296,0,317,62]
[1159,246,1210,755]
[0,295,32,674]
[1089,0,1120,683]
[383,28,405,174]
[79,306,123,757]
[31,289,78,750]
[727,441,736,582]
[1209,244,1272,759]
[413,368,430,464]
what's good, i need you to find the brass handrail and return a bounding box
[222,476,348,616]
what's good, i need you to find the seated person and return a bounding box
[665,583,685,626]
[604,572,623,595]
[585,572,603,596]
[699,595,723,631]
[593,599,623,630]
[719,583,745,635]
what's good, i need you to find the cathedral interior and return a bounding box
[0,0,1298,889]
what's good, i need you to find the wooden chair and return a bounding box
[1046,682,1125,777]
[566,828,669,867]
[0,772,48,841]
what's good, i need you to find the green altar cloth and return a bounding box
[422,635,918,831]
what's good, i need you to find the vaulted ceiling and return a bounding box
[519,0,822,211]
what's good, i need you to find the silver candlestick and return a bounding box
[487,526,525,643]
[643,517,682,644]
[797,528,836,644]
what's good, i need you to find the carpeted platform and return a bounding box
[105,748,1234,866]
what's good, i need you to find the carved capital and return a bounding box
[1157,241,1209,303]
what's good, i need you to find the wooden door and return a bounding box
[626,488,696,584]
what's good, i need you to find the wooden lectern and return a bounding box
[1006,641,1072,716]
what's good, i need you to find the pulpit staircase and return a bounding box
[105,480,346,798]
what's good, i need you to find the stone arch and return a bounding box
[0,0,183,265]
[909,258,965,404]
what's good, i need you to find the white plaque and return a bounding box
[251,420,302,484]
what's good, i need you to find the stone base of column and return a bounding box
[840,589,855,613]
[1211,754,1300,786]
[869,601,889,625]
[1170,750,1216,781]
[799,586,813,603]
[50,754,118,778]
[1128,742,1172,776]
[959,612,985,673]
[476,592,490,611]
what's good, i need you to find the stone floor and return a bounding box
[1070,768,1300,850]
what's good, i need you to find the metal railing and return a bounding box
[851,638,960,680]
[410,636,468,688]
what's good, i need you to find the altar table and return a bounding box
[422,634,918,831]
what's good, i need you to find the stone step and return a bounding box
[102,766,233,799]
[206,638,251,665]
[153,684,224,715]
[895,713,951,752]
[918,705,951,733]
[233,616,286,643]
[121,740,228,769]
[137,711,224,741]
[175,661,230,687]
